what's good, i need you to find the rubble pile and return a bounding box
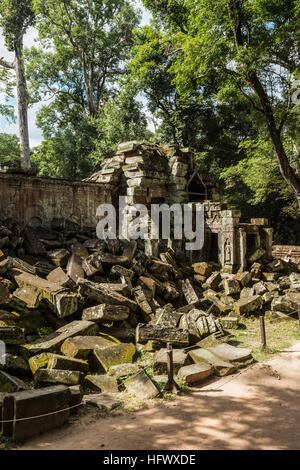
[0,216,299,438]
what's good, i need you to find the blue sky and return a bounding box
[0,1,151,147]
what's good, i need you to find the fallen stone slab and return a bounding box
[177,362,214,384]
[96,252,129,265]
[136,324,189,345]
[207,343,252,365]
[154,348,189,374]
[2,385,71,441]
[289,273,300,290]
[124,369,160,400]
[204,272,221,291]
[69,385,83,414]
[14,271,81,318]
[84,393,122,412]
[67,254,85,283]
[48,249,70,267]
[26,320,99,354]
[34,368,83,386]
[220,317,240,329]
[253,281,267,295]
[155,305,181,328]
[92,343,136,372]
[235,271,252,287]
[82,254,104,277]
[107,363,140,379]
[134,286,153,315]
[224,279,240,296]
[28,353,52,374]
[61,335,119,359]
[192,262,212,277]
[82,304,130,322]
[0,326,25,347]
[47,267,75,289]
[47,354,89,373]
[84,374,118,393]
[181,278,199,304]
[189,349,236,376]
[0,353,30,375]
[0,281,10,304]
[12,287,41,309]
[0,370,30,393]
[271,293,300,313]
[234,295,264,316]
[78,278,138,312]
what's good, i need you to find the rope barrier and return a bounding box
[0,401,82,424]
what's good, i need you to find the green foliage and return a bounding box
[0,133,20,166]
[0,0,34,50]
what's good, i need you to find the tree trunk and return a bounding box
[14,38,31,169]
[249,72,300,212]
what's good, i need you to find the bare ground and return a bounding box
[18,342,300,451]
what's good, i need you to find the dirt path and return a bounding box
[20,343,300,450]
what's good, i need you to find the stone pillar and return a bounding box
[263,228,274,259]
[239,228,247,272]
[220,210,241,272]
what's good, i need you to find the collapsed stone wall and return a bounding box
[0,173,107,229]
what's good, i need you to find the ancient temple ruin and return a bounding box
[85,141,274,272]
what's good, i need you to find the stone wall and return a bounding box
[272,245,300,263]
[0,173,108,229]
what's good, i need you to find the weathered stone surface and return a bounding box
[0,353,30,375]
[235,271,252,287]
[78,278,138,312]
[69,385,83,414]
[47,267,74,288]
[189,348,236,376]
[136,324,189,345]
[271,293,300,313]
[124,369,160,400]
[192,262,212,277]
[204,272,222,291]
[253,281,267,295]
[14,271,80,318]
[82,304,130,322]
[0,370,30,392]
[107,363,140,379]
[240,287,255,298]
[261,272,276,282]
[26,320,99,354]
[289,273,300,290]
[155,305,181,328]
[267,259,285,272]
[248,248,266,263]
[0,326,25,345]
[96,252,129,265]
[6,385,71,441]
[220,317,240,329]
[224,279,240,296]
[133,286,153,314]
[48,249,70,267]
[84,393,122,411]
[154,348,189,374]
[28,353,51,374]
[207,343,252,363]
[47,354,89,373]
[34,368,83,386]
[181,278,199,304]
[84,374,118,393]
[0,281,10,304]
[204,291,231,314]
[82,254,104,277]
[177,362,214,384]
[234,295,264,316]
[92,343,136,372]
[12,287,41,309]
[67,254,85,283]
[61,335,118,359]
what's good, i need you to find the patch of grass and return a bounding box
[227,316,300,362]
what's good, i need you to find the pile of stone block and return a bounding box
[0,215,299,440]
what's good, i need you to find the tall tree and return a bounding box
[30,0,140,118]
[0,0,34,168]
[143,0,300,211]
